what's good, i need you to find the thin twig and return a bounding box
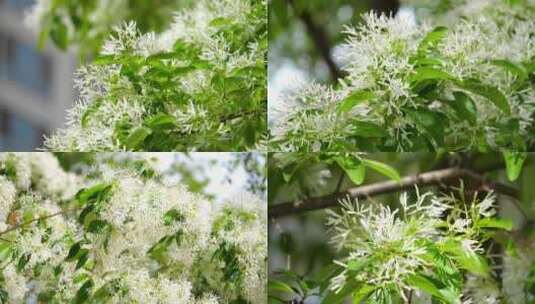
[0,208,79,236]
[287,0,343,81]
[334,170,345,194]
[269,168,520,218]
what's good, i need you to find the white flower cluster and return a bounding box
[272,0,535,151]
[41,0,266,151]
[326,189,500,301]
[0,153,267,303]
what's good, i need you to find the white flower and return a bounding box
[0,153,267,303]
[0,176,16,222]
[1,264,28,304]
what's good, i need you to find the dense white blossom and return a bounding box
[0,153,267,303]
[37,0,267,152]
[272,0,535,151]
[325,189,505,301]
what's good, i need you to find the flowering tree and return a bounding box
[28,0,267,151]
[26,0,188,57]
[0,153,267,303]
[271,0,535,152]
[268,152,535,303]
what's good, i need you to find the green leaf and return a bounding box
[66,242,81,262]
[72,280,93,304]
[0,288,8,304]
[449,91,477,125]
[145,113,177,130]
[123,127,152,150]
[92,280,120,302]
[322,279,361,304]
[352,285,375,304]
[163,209,185,226]
[81,99,102,128]
[92,55,115,65]
[50,16,69,51]
[350,121,388,138]
[441,240,490,277]
[347,259,368,271]
[406,274,460,304]
[209,17,233,27]
[335,157,366,185]
[503,151,527,181]
[407,108,445,146]
[489,59,528,82]
[361,159,401,182]
[345,164,366,186]
[146,52,179,62]
[75,250,89,270]
[409,67,455,84]
[478,218,514,231]
[87,220,110,234]
[0,242,11,262]
[17,253,31,271]
[411,56,446,67]
[418,26,448,52]
[458,79,511,115]
[338,91,375,113]
[268,279,295,294]
[75,183,113,207]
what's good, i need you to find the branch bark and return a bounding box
[0,208,79,236]
[269,167,520,218]
[288,0,343,82]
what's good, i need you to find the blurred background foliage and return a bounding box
[54,152,267,201]
[268,0,399,84]
[268,152,535,303]
[37,0,196,59]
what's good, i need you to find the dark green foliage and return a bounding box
[213,242,244,284]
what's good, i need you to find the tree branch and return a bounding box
[269,167,520,218]
[0,208,79,236]
[288,0,343,81]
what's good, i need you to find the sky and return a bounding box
[153,153,250,202]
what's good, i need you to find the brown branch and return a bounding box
[0,208,79,236]
[288,0,343,81]
[269,167,520,218]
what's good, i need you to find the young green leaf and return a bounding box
[268,279,295,294]
[73,280,94,304]
[458,79,511,115]
[409,67,455,84]
[75,183,113,207]
[350,121,388,138]
[361,159,401,182]
[66,242,82,262]
[503,151,527,181]
[449,91,477,125]
[352,285,375,304]
[407,109,445,146]
[406,274,460,304]
[338,91,375,113]
[441,240,490,277]
[124,127,152,150]
[478,218,513,231]
[0,242,11,262]
[145,113,178,130]
[489,59,528,82]
[322,279,361,304]
[335,157,366,185]
[50,16,69,51]
[418,26,448,52]
[92,55,116,65]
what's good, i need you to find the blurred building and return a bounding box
[0,0,76,151]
